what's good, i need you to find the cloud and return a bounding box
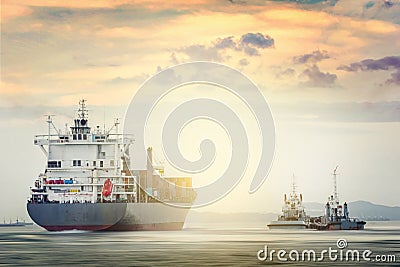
[338,56,400,85]
[238,32,274,56]
[301,64,337,87]
[276,68,295,79]
[293,49,330,64]
[179,44,223,61]
[178,32,274,61]
[386,69,400,85]
[338,56,400,71]
[239,32,274,48]
[214,36,236,49]
[239,58,249,66]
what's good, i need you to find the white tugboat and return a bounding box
[27,100,196,231]
[267,176,309,229]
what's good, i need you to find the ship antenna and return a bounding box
[292,173,296,195]
[333,165,339,203]
[78,99,88,119]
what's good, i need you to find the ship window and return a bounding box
[73,134,77,140]
[73,160,82,167]
[78,134,82,140]
[93,161,96,167]
[83,134,87,140]
[110,160,114,166]
[48,161,60,168]
[100,161,103,167]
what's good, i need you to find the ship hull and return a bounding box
[27,202,127,231]
[107,203,189,231]
[308,220,366,230]
[27,202,189,231]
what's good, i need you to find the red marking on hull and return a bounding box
[106,222,184,231]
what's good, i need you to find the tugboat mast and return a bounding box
[332,165,339,203]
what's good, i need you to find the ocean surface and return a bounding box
[0,221,399,266]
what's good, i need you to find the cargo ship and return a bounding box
[27,100,196,231]
[308,166,366,230]
[267,176,309,229]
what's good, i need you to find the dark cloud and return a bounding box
[337,56,400,85]
[384,0,394,8]
[301,64,337,87]
[177,32,274,62]
[214,36,236,49]
[238,33,275,56]
[293,50,330,64]
[338,56,400,71]
[239,33,275,48]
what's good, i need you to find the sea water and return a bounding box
[0,221,399,266]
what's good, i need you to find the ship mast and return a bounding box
[291,173,296,196]
[78,99,88,120]
[332,165,339,203]
[45,115,55,159]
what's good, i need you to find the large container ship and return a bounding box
[27,100,196,231]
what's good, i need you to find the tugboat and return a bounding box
[267,176,309,229]
[308,166,366,230]
[27,100,196,231]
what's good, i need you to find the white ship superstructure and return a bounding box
[31,100,135,204]
[267,176,309,229]
[27,100,195,231]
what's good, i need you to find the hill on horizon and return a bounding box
[185,200,400,227]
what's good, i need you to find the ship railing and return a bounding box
[44,183,137,187]
[34,133,134,144]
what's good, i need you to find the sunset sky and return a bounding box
[1,0,399,218]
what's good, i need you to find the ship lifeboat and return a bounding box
[102,179,113,197]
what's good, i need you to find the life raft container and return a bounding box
[102,179,113,197]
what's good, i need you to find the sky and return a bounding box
[1,0,399,219]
